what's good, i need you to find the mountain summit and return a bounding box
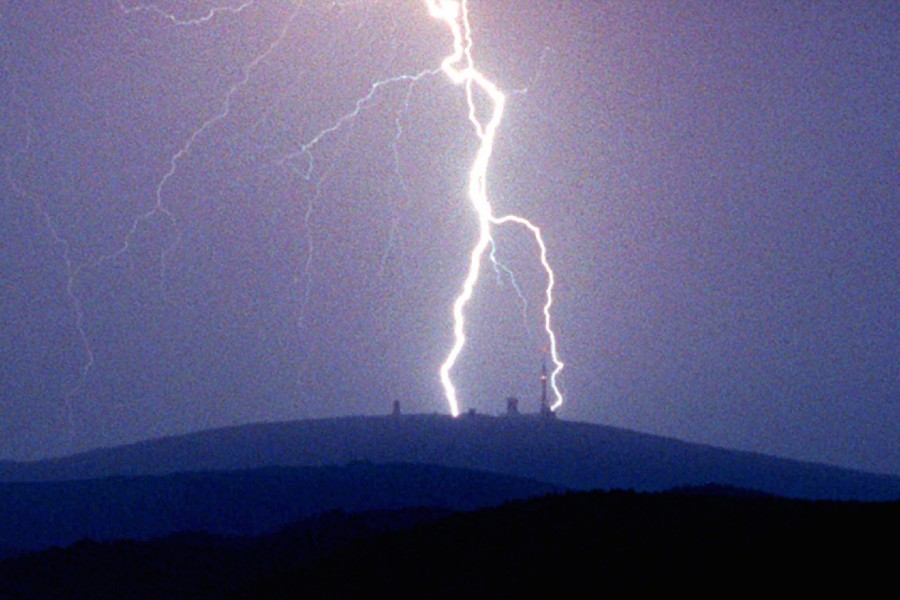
[2,414,897,500]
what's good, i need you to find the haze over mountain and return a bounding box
[2,415,897,501]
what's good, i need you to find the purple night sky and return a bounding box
[1,1,897,474]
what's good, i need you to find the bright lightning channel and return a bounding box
[424,0,564,415]
[43,0,563,424]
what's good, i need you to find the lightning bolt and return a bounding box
[488,238,532,340]
[97,1,304,296]
[115,0,258,27]
[2,86,89,439]
[425,0,564,415]
[279,68,438,182]
[379,80,420,276]
[9,0,564,436]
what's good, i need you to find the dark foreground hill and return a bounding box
[1,415,897,500]
[0,463,558,558]
[1,488,896,597]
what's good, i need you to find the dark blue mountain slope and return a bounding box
[1,414,897,500]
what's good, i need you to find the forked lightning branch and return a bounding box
[75,0,567,419]
[425,0,564,415]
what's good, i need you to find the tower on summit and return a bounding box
[539,360,554,419]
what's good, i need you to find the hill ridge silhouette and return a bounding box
[1,414,897,500]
